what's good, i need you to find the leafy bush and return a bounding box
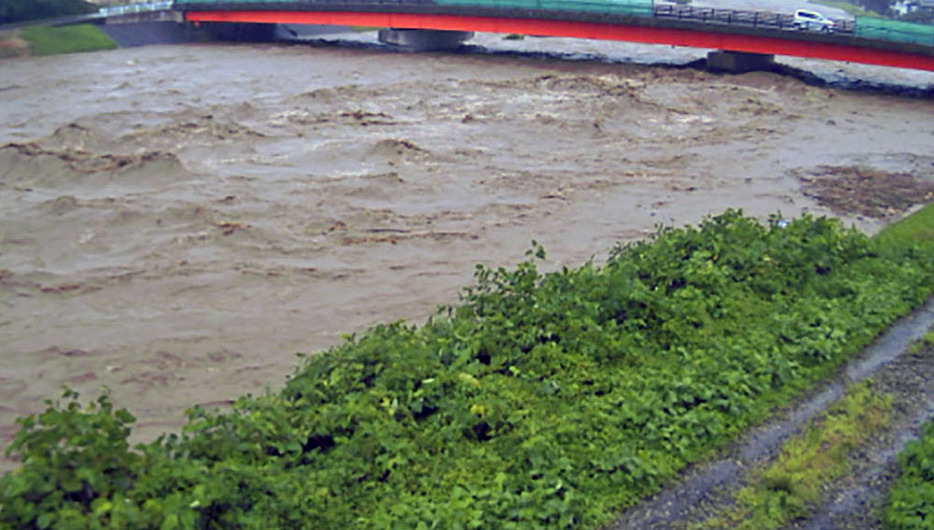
[883,424,934,528]
[3,210,933,529]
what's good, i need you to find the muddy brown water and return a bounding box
[1,40,933,473]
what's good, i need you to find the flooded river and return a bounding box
[1,33,932,470]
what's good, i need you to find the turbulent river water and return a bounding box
[1,24,933,471]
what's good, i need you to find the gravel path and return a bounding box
[611,297,934,529]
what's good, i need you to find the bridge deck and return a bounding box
[183,6,934,71]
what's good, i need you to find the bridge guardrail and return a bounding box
[176,0,652,16]
[172,0,934,56]
[654,4,854,34]
[99,1,174,17]
[175,1,856,34]
[432,0,651,17]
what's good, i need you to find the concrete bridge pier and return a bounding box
[378,29,474,51]
[706,51,776,73]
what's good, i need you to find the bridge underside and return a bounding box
[185,10,934,71]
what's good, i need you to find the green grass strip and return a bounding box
[21,24,117,56]
[696,381,893,529]
[876,203,934,250]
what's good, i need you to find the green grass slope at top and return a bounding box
[21,24,117,56]
[2,208,933,529]
[697,380,894,529]
[876,203,934,250]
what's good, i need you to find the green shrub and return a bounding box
[3,209,933,529]
[884,421,934,529]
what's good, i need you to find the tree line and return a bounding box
[1,0,98,25]
[857,0,933,22]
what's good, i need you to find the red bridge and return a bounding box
[176,2,934,71]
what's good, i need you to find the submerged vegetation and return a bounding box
[2,207,933,528]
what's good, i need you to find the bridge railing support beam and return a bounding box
[706,51,775,73]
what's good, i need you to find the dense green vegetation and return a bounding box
[2,208,933,529]
[20,24,117,56]
[0,0,96,25]
[697,382,893,529]
[885,420,934,529]
[883,332,934,530]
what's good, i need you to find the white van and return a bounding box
[793,9,837,32]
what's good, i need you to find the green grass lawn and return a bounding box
[694,382,894,529]
[21,24,117,56]
[876,203,934,249]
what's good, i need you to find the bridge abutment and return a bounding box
[377,29,474,51]
[706,51,776,73]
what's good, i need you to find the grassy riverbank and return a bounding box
[877,203,934,248]
[2,206,933,528]
[0,24,116,57]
